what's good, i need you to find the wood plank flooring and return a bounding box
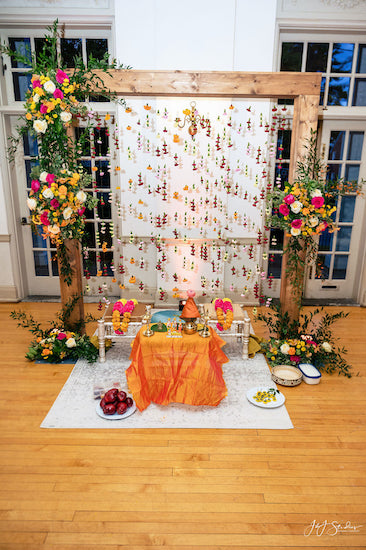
[0,302,365,549]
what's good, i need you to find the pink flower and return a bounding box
[40,211,50,226]
[311,196,325,208]
[50,198,60,209]
[284,194,295,205]
[291,218,303,229]
[31,179,40,192]
[216,323,224,331]
[53,88,64,100]
[222,301,233,313]
[40,104,48,114]
[290,355,301,363]
[32,79,42,89]
[279,203,290,216]
[56,69,69,84]
[113,302,124,314]
[46,173,55,184]
[214,299,224,310]
[77,207,85,216]
[57,332,67,340]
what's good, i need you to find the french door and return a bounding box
[304,120,366,302]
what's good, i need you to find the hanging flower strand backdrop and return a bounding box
[111,98,288,303]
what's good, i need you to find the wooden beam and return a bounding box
[90,70,322,98]
[279,94,320,322]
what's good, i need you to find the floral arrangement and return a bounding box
[112,299,138,334]
[10,308,100,363]
[27,168,96,243]
[213,298,234,331]
[254,304,352,377]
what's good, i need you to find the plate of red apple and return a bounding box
[96,388,136,420]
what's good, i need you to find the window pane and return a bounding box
[327,163,341,181]
[23,132,38,157]
[316,254,331,279]
[274,163,289,190]
[318,229,333,252]
[33,250,49,276]
[32,232,45,248]
[8,38,31,68]
[25,159,39,186]
[84,193,95,219]
[277,129,291,159]
[345,164,360,182]
[34,38,47,62]
[94,128,109,156]
[306,43,329,72]
[75,128,91,156]
[335,226,352,252]
[83,250,97,276]
[333,255,348,279]
[331,43,354,73]
[352,78,366,106]
[86,38,108,63]
[280,42,303,71]
[97,192,111,219]
[356,44,366,73]
[51,250,59,276]
[269,228,284,251]
[95,160,110,188]
[347,131,364,160]
[339,195,356,222]
[329,131,345,160]
[12,72,32,101]
[320,76,326,106]
[102,251,114,276]
[61,38,82,67]
[98,221,112,247]
[267,254,282,279]
[83,222,96,248]
[327,77,350,106]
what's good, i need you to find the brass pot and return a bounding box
[183,318,197,335]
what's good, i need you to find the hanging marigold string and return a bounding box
[213,298,234,331]
[112,299,138,334]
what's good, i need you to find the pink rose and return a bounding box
[311,196,325,208]
[32,79,42,89]
[56,69,69,84]
[57,332,67,340]
[284,194,295,205]
[279,203,290,216]
[214,299,224,310]
[40,104,48,114]
[46,173,55,184]
[53,88,64,100]
[77,207,85,216]
[50,198,60,209]
[31,179,40,192]
[290,355,301,363]
[291,218,303,229]
[40,211,50,226]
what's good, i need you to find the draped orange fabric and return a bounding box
[126,327,229,411]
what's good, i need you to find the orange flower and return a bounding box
[144,104,151,111]
[173,134,180,143]
[288,347,296,355]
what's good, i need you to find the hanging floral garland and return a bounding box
[112,299,138,334]
[213,298,234,331]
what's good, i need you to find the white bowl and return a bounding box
[271,365,302,386]
[299,363,322,384]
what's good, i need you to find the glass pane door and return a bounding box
[305,121,366,302]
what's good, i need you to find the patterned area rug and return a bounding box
[41,339,293,429]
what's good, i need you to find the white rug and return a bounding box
[41,339,293,429]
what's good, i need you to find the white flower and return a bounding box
[49,224,60,235]
[63,206,73,220]
[39,171,48,182]
[27,197,37,210]
[321,342,332,353]
[311,189,323,198]
[43,80,56,94]
[280,343,290,354]
[33,119,48,134]
[76,190,87,203]
[291,227,301,236]
[290,200,303,214]
[33,93,40,103]
[60,111,72,123]
[65,337,76,348]
[308,216,319,227]
[42,187,54,199]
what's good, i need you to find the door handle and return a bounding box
[20,217,30,225]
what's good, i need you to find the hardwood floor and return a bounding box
[0,301,365,549]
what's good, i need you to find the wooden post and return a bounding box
[57,239,85,333]
[279,94,320,322]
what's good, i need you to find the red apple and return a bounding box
[100,397,107,408]
[102,403,116,415]
[104,388,119,403]
[125,397,134,408]
[117,390,127,402]
[116,401,128,415]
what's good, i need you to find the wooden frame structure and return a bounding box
[67,70,321,323]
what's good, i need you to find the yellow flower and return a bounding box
[25,113,32,120]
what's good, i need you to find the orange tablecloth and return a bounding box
[126,327,229,411]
